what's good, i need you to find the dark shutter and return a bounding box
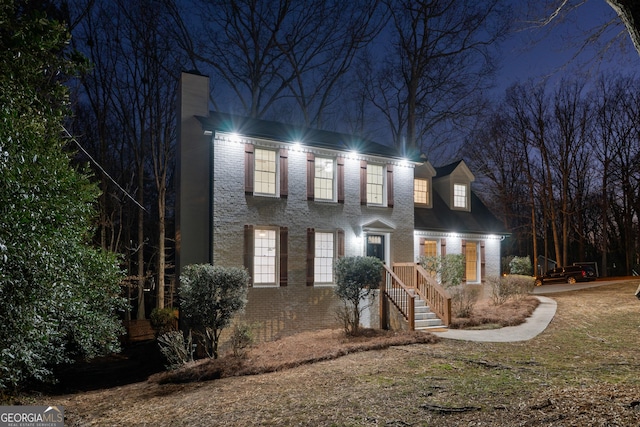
[441,238,446,256]
[480,241,486,282]
[307,153,315,200]
[461,239,466,282]
[419,237,425,255]
[280,149,288,198]
[306,228,315,286]
[243,225,254,286]
[244,144,254,195]
[337,229,345,258]
[386,164,394,208]
[360,160,367,205]
[337,157,345,203]
[280,227,288,286]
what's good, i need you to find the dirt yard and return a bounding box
[20,281,640,426]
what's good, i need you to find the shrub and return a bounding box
[157,331,193,370]
[179,264,249,359]
[450,285,480,318]
[419,254,473,317]
[231,322,257,358]
[418,254,465,288]
[509,256,532,276]
[489,274,535,305]
[334,256,383,336]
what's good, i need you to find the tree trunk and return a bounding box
[136,159,146,320]
[606,0,640,57]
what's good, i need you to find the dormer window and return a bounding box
[453,183,467,209]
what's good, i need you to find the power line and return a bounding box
[61,125,148,213]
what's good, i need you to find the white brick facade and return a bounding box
[177,73,507,341]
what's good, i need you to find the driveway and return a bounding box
[531,277,635,294]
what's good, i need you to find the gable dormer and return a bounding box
[413,160,436,208]
[432,160,475,212]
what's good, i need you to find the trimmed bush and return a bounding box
[334,256,383,336]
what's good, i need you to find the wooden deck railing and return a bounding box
[381,264,415,330]
[392,262,452,327]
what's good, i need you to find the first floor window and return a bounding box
[423,240,437,257]
[254,228,277,285]
[314,232,334,283]
[465,241,478,282]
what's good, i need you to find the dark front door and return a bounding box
[366,234,385,262]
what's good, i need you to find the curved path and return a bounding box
[432,279,630,342]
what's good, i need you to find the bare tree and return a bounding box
[363,0,510,157]
[526,0,640,58]
[606,0,640,56]
[73,0,183,313]
[181,0,384,128]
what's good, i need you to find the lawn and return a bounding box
[24,280,640,426]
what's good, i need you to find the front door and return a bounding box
[366,234,385,263]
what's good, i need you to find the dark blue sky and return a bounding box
[495,0,640,96]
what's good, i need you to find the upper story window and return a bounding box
[414,178,429,205]
[314,157,334,201]
[254,148,277,195]
[453,183,467,209]
[367,163,384,205]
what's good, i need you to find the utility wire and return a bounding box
[62,125,148,213]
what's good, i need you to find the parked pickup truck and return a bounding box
[534,265,596,286]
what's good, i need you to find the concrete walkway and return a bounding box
[432,296,556,342]
[432,279,630,342]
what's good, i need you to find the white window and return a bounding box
[367,164,384,205]
[454,184,467,209]
[314,157,334,200]
[254,148,277,195]
[254,228,277,285]
[314,232,334,284]
[414,178,429,204]
[465,242,478,282]
[423,240,437,257]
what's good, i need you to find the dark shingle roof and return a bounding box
[197,111,420,162]
[434,160,464,177]
[415,191,509,235]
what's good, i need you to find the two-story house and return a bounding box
[176,72,508,340]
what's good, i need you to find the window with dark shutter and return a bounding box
[243,224,255,286]
[280,149,288,198]
[480,241,486,282]
[280,227,288,286]
[337,157,345,203]
[337,229,345,258]
[306,228,315,286]
[461,239,467,282]
[387,164,394,207]
[244,144,254,195]
[307,153,315,200]
[360,160,367,205]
